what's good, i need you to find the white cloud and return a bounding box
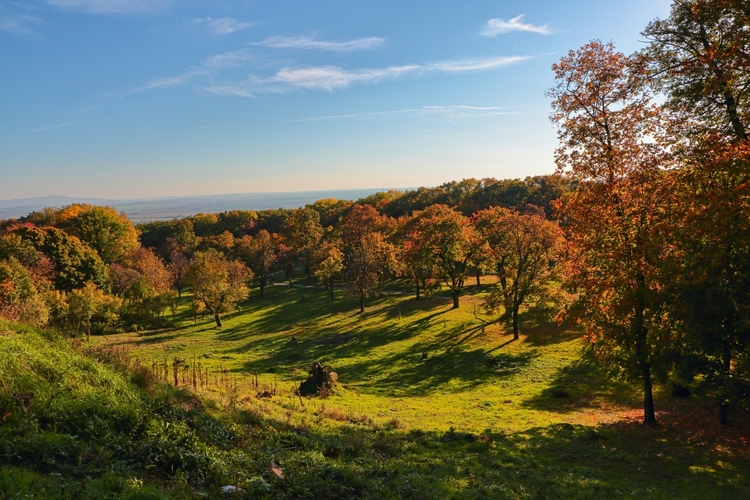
[253,35,386,52]
[256,56,528,92]
[0,14,42,35]
[134,53,527,97]
[31,122,74,132]
[202,86,255,98]
[193,17,255,35]
[428,56,528,72]
[259,64,418,91]
[46,0,172,14]
[481,15,551,36]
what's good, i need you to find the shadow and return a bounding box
[521,354,634,413]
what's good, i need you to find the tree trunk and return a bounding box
[305,265,311,279]
[360,291,365,313]
[451,290,459,309]
[642,363,656,425]
[177,287,182,298]
[86,320,91,341]
[415,280,421,300]
[214,313,223,328]
[512,304,519,340]
[475,268,481,286]
[329,277,334,300]
[720,346,731,425]
[260,277,265,298]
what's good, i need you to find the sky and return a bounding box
[0,0,673,200]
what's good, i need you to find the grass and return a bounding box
[2,278,748,498]
[98,282,634,434]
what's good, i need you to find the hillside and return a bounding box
[3,284,741,499]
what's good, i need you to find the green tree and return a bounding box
[12,226,110,292]
[187,249,252,327]
[314,242,344,301]
[68,283,115,340]
[284,207,324,279]
[57,204,140,264]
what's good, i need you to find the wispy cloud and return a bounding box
[202,86,255,98]
[251,56,528,92]
[253,35,386,52]
[0,14,42,35]
[481,15,551,36]
[138,52,528,97]
[46,0,172,14]
[31,122,74,132]
[131,49,253,92]
[192,16,256,35]
[292,106,518,123]
[257,64,419,91]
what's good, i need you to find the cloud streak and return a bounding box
[291,106,518,123]
[130,49,254,92]
[253,35,386,52]
[250,56,528,92]
[137,50,529,97]
[193,17,255,35]
[46,0,172,14]
[31,122,74,132]
[0,14,42,35]
[481,15,551,36]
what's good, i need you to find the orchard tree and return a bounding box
[168,251,193,298]
[344,232,393,312]
[398,215,440,300]
[479,210,564,339]
[314,242,344,301]
[68,283,117,340]
[284,207,324,279]
[548,41,674,425]
[407,204,474,309]
[187,249,252,327]
[240,230,280,298]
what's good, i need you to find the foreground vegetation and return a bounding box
[2,283,748,499]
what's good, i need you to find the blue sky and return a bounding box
[1,0,672,199]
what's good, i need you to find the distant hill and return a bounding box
[0,188,396,222]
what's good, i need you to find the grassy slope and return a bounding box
[1,280,748,499]
[92,281,750,498]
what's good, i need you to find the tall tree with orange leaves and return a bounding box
[548,41,676,425]
[642,0,750,424]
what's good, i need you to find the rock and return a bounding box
[220,485,244,494]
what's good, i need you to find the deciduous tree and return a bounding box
[479,210,564,339]
[187,249,252,327]
[548,41,674,425]
[406,204,474,309]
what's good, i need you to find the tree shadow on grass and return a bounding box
[521,354,634,413]
[246,402,749,500]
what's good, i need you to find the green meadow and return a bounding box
[65,277,749,499]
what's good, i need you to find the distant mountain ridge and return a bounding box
[0,189,398,222]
